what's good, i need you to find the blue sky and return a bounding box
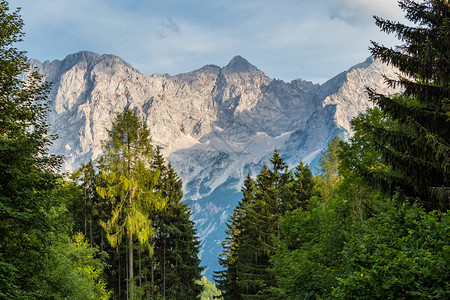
[9,0,404,83]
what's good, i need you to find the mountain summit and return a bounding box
[223,55,258,73]
[28,52,398,280]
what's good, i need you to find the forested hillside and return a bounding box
[215,0,449,298]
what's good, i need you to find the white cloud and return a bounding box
[330,0,404,25]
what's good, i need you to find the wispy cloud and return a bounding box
[161,17,181,35]
[330,0,404,25]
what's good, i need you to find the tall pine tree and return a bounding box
[71,159,99,247]
[97,108,165,299]
[150,148,204,299]
[215,174,255,300]
[349,0,449,210]
[216,151,316,299]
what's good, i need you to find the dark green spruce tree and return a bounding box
[235,155,287,298]
[71,159,100,247]
[216,150,316,299]
[347,0,450,210]
[215,174,255,300]
[150,148,204,299]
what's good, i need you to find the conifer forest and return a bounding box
[0,0,449,299]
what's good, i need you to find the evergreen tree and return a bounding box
[150,149,204,299]
[215,174,255,300]
[236,164,277,298]
[291,161,316,209]
[316,135,342,198]
[216,151,316,299]
[71,159,101,247]
[97,108,165,299]
[350,0,450,210]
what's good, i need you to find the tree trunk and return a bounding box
[139,247,142,287]
[89,196,93,247]
[127,129,134,299]
[117,246,121,299]
[84,195,87,237]
[163,237,166,299]
[128,201,134,299]
[151,260,154,300]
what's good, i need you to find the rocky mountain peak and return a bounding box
[223,55,258,73]
[62,51,135,72]
[193,64,221,75]
[59,51,101,68]
[69,50,102,60]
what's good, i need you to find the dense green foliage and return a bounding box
[0,1,109,298]
[217,1,450,299]
[348,0,450,210]
[97,108,164,299]
[215,150,317,299]
[199,276,222,300]
[271,189,449,298]
[45,232,110,300]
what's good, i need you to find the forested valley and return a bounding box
[1,0,449,299]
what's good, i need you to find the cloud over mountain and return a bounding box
[330,0,404,25]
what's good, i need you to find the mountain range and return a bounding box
[27,51,398,280]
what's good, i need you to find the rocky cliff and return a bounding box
[29,51,398,279]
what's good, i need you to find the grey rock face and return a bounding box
[30,51,398,279]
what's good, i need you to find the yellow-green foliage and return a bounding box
[46,233,111,299]
[97,108,166,249]
[199,276,222,300]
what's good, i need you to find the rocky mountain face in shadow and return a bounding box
[29,51,398,279]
